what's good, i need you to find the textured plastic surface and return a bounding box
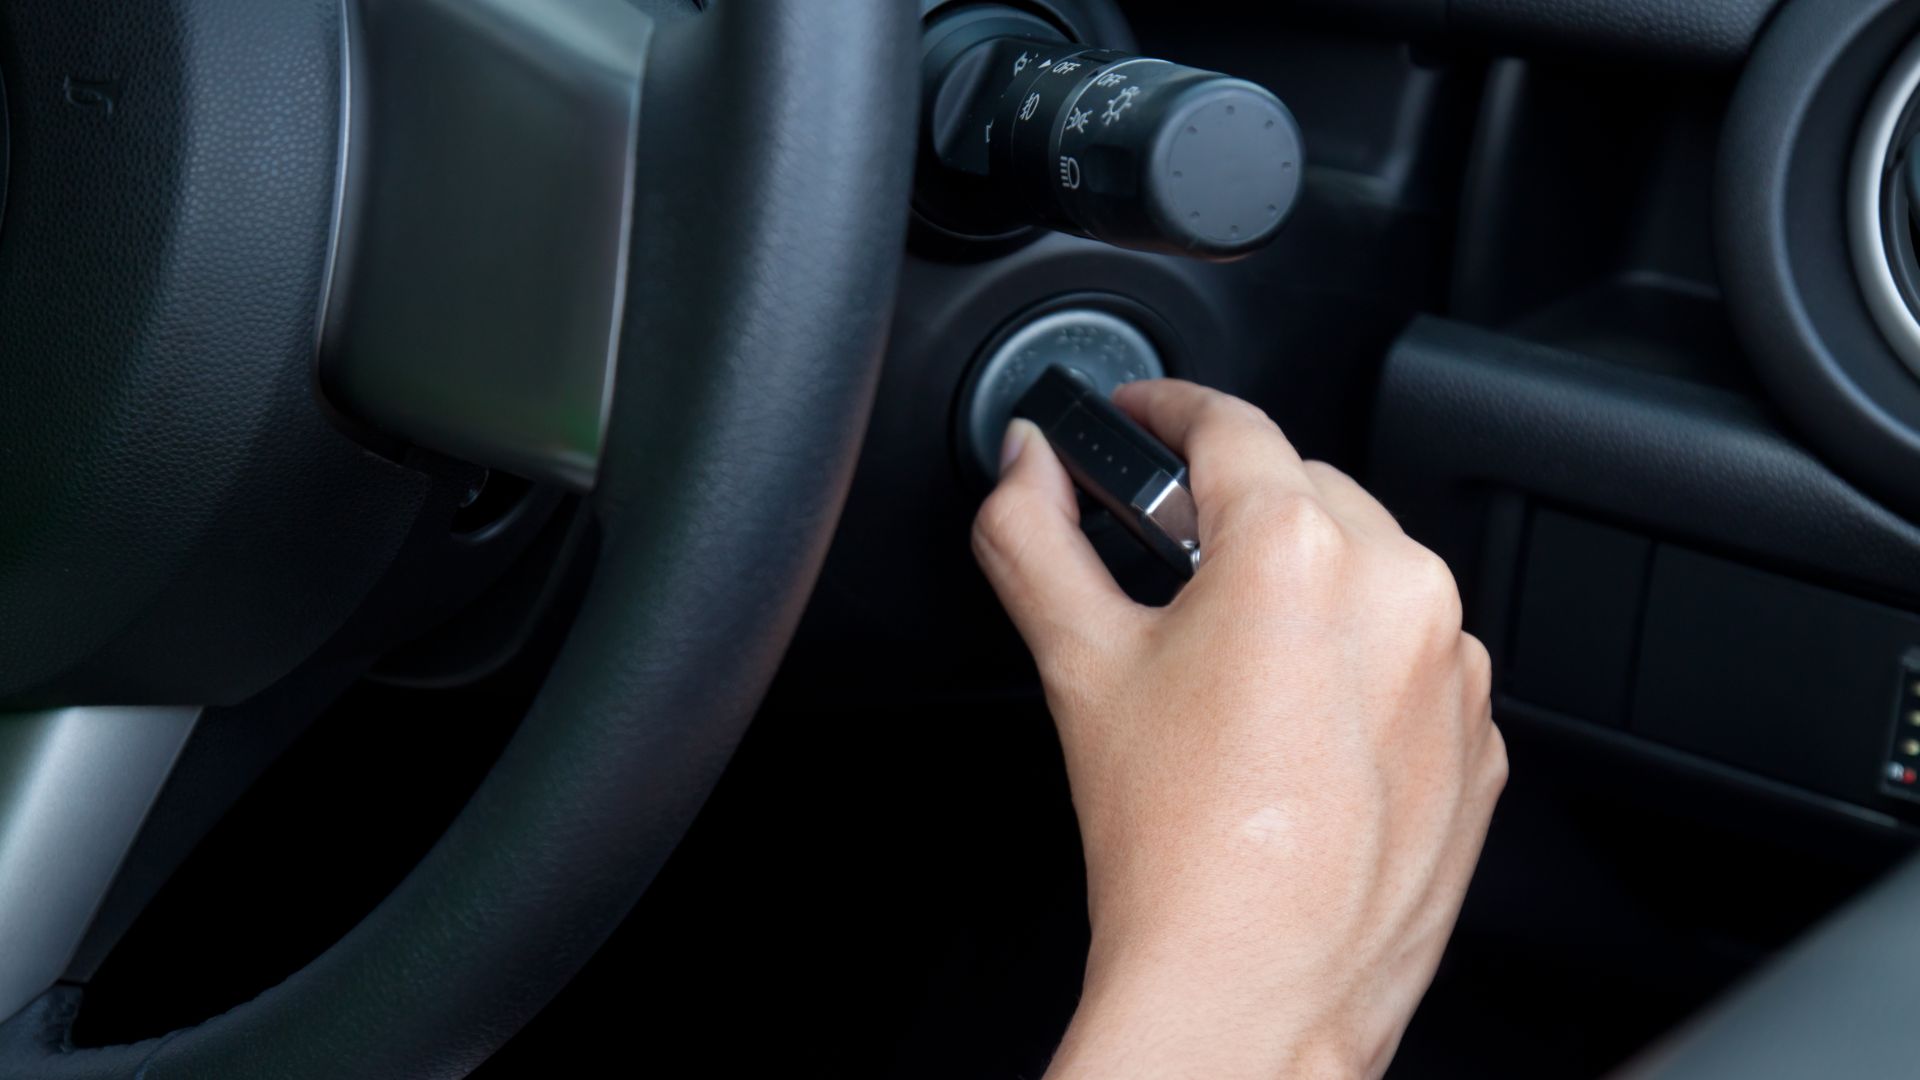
[1507,511,1653,728]
[1632,548,1920,806]
[0,60,9,239]
[0,0,433,708]
[1371,319,1920,612]
[1163,0,1775,68]
[1452,0,1777,68]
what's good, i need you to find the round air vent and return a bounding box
[1849,35,1920,377]
[1717,0,1920,522]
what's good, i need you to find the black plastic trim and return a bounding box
[1370,318,1920,612]
[1717,0,1920,524]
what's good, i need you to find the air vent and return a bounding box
[1850,36,1920,376]
[0,70,9,241]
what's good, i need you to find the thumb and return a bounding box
[972,419,1140,659]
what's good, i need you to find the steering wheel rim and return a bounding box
[0,1,916,1075]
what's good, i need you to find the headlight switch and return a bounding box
[918,8,1305,259]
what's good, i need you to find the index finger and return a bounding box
[1112,379,1319,543]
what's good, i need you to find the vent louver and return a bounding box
[1851,37,1920,376]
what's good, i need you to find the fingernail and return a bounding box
[1000,419,1033,476]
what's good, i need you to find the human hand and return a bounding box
[972,380,1506,1079]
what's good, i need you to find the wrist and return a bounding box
[1045,952,1362,1080]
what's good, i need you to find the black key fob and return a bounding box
[1014,365,1201,579]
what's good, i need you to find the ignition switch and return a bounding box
[917,6,1304,258]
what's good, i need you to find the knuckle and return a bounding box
[1244,493,1347,574]
[1401,543,1464,627]
[1460,633,1494,697]
[1202,393,1272,431]
[1300,459,1347,487]
[1275,491,1342,543]
[1483,723,1511,793]
[1190,396,1277,455]
[972,487,1034,561]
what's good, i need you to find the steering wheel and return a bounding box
[0,0,915,1075]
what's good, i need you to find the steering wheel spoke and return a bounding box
[0,708,198,1025]
[0,2,917,1075]
[318,0,655,491]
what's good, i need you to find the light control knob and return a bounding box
[920,20,1305,259]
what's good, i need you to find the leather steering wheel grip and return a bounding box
[0,2,918,1077]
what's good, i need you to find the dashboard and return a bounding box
[797,0,1920,835]
[771,0,1920,1071]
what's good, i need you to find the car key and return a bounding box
[1014,364,1201,579]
